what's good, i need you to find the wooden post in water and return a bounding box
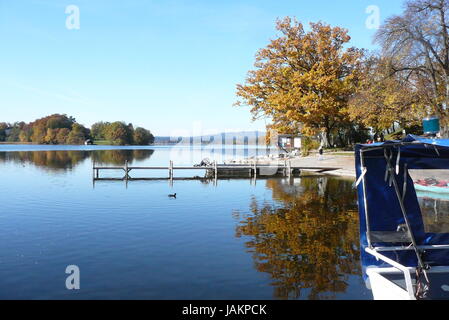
[96,168,99,179]
[125,160,129,180]
[254,160,257,178]
[214,161,218,186]
[253,159,257,185]
[169,161,174,187]
[214,161,218,180]
[92,159,95,180]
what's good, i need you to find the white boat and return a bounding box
[356,135,449,300]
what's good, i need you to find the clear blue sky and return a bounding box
[0,0,404,136]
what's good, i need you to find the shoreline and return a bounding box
[237,152,356,179]
[0,143,357,179]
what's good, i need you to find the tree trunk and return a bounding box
[321,130,333,148]
[320,131,329,148]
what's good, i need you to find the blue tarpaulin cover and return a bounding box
[356,135,449,272]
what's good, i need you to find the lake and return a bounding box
[0,145,371,300]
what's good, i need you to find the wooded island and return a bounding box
[0,114,155,146]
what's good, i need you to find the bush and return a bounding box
[133,127,154,145]
[301,137,320,157]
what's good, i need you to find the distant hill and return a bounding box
[154,131,266,145]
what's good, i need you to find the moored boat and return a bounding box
[355,135,449,300]
[414,182,449,194]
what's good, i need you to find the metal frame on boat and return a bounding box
[355,135,449,300]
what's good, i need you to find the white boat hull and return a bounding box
[367,266,449,300]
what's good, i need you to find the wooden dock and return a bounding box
[92,160,341,183]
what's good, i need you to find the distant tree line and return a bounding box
[0,149,154,171]
[0,114,154,146]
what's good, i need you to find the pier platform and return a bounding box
[92,160,341,182]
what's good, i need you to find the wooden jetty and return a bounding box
[92,160,341,183]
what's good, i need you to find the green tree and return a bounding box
[6,122,25,142]
[91,121,110,141]
[44,128,58,144]
[56,128,70,144]
[133,127,154,145]
[31,126,45,143]
[46,114,75,130]
[19,128,31,142]
[66,123,89,145]
[348,55,425,134]
[0,123,7,142]
[105,122,133,145]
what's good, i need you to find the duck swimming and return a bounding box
[168,193,177,198]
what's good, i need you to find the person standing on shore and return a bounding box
[318,146,324,161]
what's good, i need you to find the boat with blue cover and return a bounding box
[355,135,449,300]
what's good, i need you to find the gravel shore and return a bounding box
[236,152,356,179]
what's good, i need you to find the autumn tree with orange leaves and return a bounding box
[236,17,364,147]
[347,55,427,136]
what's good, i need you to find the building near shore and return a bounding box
[277,134,303,150]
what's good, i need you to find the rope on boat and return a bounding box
[415,267,430,299]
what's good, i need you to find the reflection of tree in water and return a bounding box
[0,151,90,170]
[0,149,154,171]
[92,149,154,165]
[235,177,360,300]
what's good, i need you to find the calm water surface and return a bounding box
[0,145,371,299]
